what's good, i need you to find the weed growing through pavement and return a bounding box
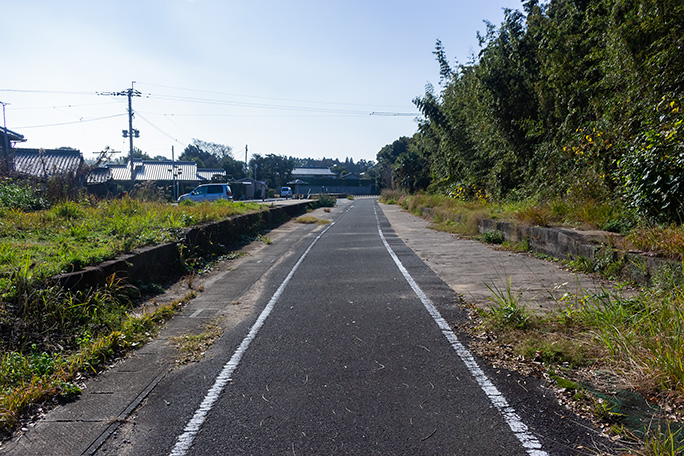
[171,318,224,364]
[256,234,273,245]
[485,277,530,330]
[315,194,336,208]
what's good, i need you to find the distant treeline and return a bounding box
[291,157,375,176]
[378,0,683,223]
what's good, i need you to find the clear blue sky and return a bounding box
[2,0,523,163]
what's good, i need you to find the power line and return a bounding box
[136,113,186,146]
[370,112,420,116]
[12,101,122,111]
[141,111,368,118]
[0,88,98,96]
[16,113,126,129]
[147,92,372,115]
[136,81,411,109]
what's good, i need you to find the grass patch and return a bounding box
[379,189,404,205]
[382,192,642,242]
[171,318,223,364]
[485,282,530,330]
[0,197,263,299]
[629,225,684,261]
[476,275,684,453]
[0,282,196,435]
[0,192,267,436]
[295,216,331,225]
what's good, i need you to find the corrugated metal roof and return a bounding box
[108,164,132,181]
[135,161,187,181]
[197,168,227,181]
[13,149,82,178]
[162,161,198,181]
[105,160,208,182]
[87,167,112,184]
[292,167,337,177]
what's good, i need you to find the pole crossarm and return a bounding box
[98,84,141,186]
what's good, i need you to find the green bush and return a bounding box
[619,98,684,223]
[0,181,47,211]
[482,230,504,244]
[315,193,336,208]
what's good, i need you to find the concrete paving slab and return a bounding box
[5,421,110,456]
[378,203,609,313]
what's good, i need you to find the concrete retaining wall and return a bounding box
[479,219,600,260]
[478,219,681,285]
[51,201,314,291]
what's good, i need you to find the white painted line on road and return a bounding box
[374,205,547,456]
[168,222,336,456]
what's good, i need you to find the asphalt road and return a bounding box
[91,198,607,456]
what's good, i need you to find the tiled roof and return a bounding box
[0,127,26,143]
[13,149,82,177]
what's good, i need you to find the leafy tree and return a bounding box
[330,164,349,176]
[376,137,410,189]
[249,154,294,189]
[180,139,245,179]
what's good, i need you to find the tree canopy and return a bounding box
[180,139,246,180]
[249,154,295,189]
[379,0,684,222]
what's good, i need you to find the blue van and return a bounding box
[178,184,233,202]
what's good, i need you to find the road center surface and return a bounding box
[170,198,539,455]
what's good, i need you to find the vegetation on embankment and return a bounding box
[382,190,684,263]
[0,186,263,297]
[0,180,268,437]
[382,190,684,454]
[376,0,683,228]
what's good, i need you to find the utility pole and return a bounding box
[1,102,9,175]
[98,82,141,187]
[171,145,176,201]
[244,145,248,176]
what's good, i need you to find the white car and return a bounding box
[280,186,292,198]
[178,183,233,202]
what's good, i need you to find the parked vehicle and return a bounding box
[280,186,292,198]
[178,183,233,202]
